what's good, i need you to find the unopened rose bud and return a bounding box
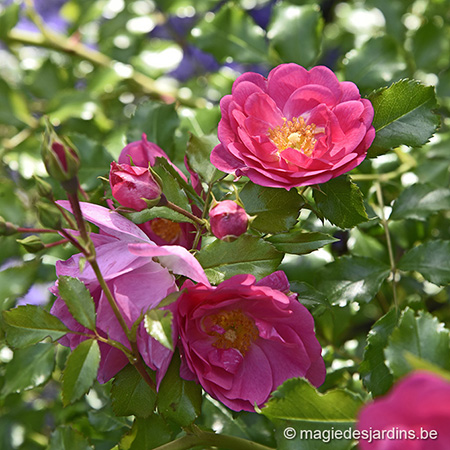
[0,216,17,236]
[109,162,162,212]
[17,236,45,253]
[209,200,249,242]
[37,202,62,230]
[33,175,54,199]
[42,124,80,185]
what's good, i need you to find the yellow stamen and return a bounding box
[150,218,182,242]
[205,309,259,355]
[268,116,317,157]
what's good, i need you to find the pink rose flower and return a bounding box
[209,200,249,242]
[50,201,209,385]
[176,271,325,411]
[211,63,375,189]
[110,161,162,211]
[357,371,450,449]
[118,134,198,249]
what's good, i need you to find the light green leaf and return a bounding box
[268,4,323,67]
[3,305,69,348]
[313,176,369,229]
[267,231,338,255]
[240,183,304,234]
[58,276,96,331]
[0,3,20,39]
[196,235,283,284]
[1,343,55,397]
[62,339,100,406]
[125,206,194,225]
[368,79,439,156]
[48,426,93,450]
[398,240,450,286]
[384,308,450,378]
[144,309,174,352]
[111,364,156,418]
[186,133,222,184]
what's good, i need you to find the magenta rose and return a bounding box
[357,371,450,449]
[117,134,198,249]
[209,200,249,242]
[211,63,375,189]
[176,271,325,412]
[110,161,162,211]
[50,201,209,385]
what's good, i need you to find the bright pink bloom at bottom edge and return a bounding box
[176,271,325,412]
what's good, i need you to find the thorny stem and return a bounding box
[151,427,276,450]
[375,182,398,312]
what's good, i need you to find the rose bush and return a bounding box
[357,371,450,449]
[175,271,325,411]
[211,63,375,188]
[50,201,209,384]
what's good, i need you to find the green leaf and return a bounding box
[127,102,180,158]
[315,256,390,305]
[344,36,408,94]
[186,133,222,184]
[120,416,171,450]
[157,353,202,426]
[390,183,450,221]
[262,378,363,450]
[268,4,323,67]
[398,239,450,286]
[125,206,194,225]
[62,339,100,406]
[48,426,93,450]
[144,309,174,352]
[289,282,331,315]
[111,364,156,418]
[196,235,283,284]
[384,308,450,378]
[192,3,268,64]
[58,276,96,331]
[3,305,69,348]
[359,309,398,397]
[240,183,304,234]
[0,78,31,127]
[0,3,20,39]
[368,79,439,157]
[1,343,55,397]
[0,260,39,305]
[313,176,369,229]
[267,231,338,255]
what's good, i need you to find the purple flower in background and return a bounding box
[247,0,277,30]
[170,45,221,81]
[5,0,68,34]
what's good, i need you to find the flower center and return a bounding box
[268,116,317,157]
[205,309,259,355]
[149,218,182,243]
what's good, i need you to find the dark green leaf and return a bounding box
[58,276,96,331]
[111,364,156,418]
[192,4,268,64]
[398,240,450,285]
[120,416,171,450]
[267,231,338,255]
[157,353,202,426]
[144,309,174,351]
[127,102,180,158]
[384,308,450,378]
[196,235,283,284]
[0,3,20,39]
[240,183,304,234]
[360,309,398,397]
[48,426,93,450]
[1,343,55,397]
[186,133,222,184]
[368,79,439,156]
[3,305,69,348]
[62,339,100,406]
[289,282,331,314]
[390,183,450,221]
[313,176,369,229]
[268,4,323,67]
[315,256,390,305]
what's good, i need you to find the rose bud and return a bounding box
[109,162,162,212]
[209,200,249,242]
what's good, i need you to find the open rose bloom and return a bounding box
[50,201,209,384]
[176,271,325,411]
[357,371,450,449]
[211,63,375,188]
